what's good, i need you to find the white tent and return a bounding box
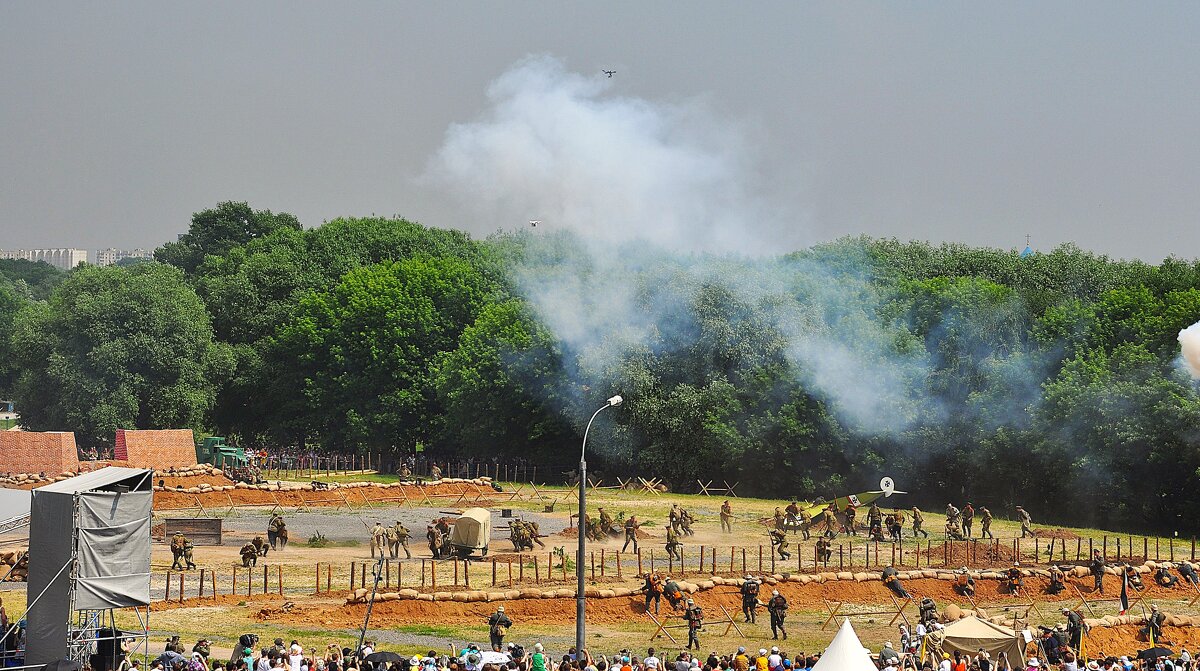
[812,619,877,671]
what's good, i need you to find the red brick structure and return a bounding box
[0,431,79,474]
[114,429,196,470]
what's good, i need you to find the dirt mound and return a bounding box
[154,481,487,511]
[1085,624,1200,658]
[920,541,1017,565]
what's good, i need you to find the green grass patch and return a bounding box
[393,624,463,638]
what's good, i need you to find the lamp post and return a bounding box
[576,394,623,656]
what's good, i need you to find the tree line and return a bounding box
[2,201,1199,533]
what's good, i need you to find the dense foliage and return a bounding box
[4,203,1200,533]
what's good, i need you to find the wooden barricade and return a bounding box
[821,594,912,630]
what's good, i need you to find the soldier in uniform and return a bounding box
[740,576,760,623]
[720,500,733,534]
[911,507,929,538]
[427,524,444,558]
[843,503,857,536]
[882,566,911,599]
[371,522,388,558]
[642,572,664,614]
[509,519,532,552]
[1062,608,1086,651]
[680,509,695,536]
[773,507,786,532]
[868,502,883,531]
[770,529,790,561]
[918,597,938,626]
[170,532,192,570]
[1156,563,1179,587]
[961,503,974,538]
[1145,604,1166,643]
[1007,563,1024,596]
[816,537,832,564]
[979,506,994,539]
[390,521,411,559]
[663,576,684,610]
[1123,563,1145,591]
[240,543,259,567]
[799,507,813,541]
[954,567,975,597]
[267,514,288,551]
[766,589,789,640]
[1179,561,1200,587]
[252,535,269,557]
[945,503,961,536]
[598,507,615,536]
[487,606,511,651]
[527,520,546,548]
[683,599,703,650]
[582,514,601,542]
[822,501,839,537]
[622,515,640,553]
[1016,506,1033,538]
[785,501,801,529]
[665,524,683,561]
[669,504,683,535]
[1048,565,1067,595]
[429,464,443,480]
[1089,549,1106,594]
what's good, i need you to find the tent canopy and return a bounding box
[812,619,877,671]
[448,508,491,551]
[928,616,1025,664]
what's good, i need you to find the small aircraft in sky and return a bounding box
[528,220,541,228]
[602,70,616,78]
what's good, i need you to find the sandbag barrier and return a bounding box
[342,560,1187,606]
[0,549,28,582]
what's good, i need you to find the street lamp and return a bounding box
[576,394,623,656]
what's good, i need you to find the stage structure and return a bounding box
[20,467,153,668]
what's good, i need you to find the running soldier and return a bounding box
[979,506,994,539]
[371,522,387,558]
[843,503,857,536]
[598,507,615,536]
[767,589,789,640]
[1016,506,1033,538]
[389,521,412,559]
[816,537,832,564]
[911,507,929,538]
[240,543,258,567]
[623,515,641,553]
[799,507,813,541]
[770,529,791,561]
[665,524,683,561]
[720,501,733,534]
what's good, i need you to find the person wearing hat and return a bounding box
[767,647,782,671]
[1015,506,1033,538]
[740,576,761,623]
[938,653,951,671]
[1145,604,1166,642]
[487,605,512,651]
[755,650,769,671]
[767,589,789,640]
[683,599,703,650]
[732,648,749,671]
[1062,607,1086,651]
[879,642,900,668]
[1025,658,1040,671]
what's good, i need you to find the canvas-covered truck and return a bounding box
[447,507,492,558]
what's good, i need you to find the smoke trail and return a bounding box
[426,54,779,253]
[1180,321,1200,379]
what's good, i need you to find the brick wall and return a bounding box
[117,429,196,470]
[0,432,79,474]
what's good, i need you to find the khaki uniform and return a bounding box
[371,523,388,558]
[665,526,683,561]
[720,502,733,534]
[911,507,928,538]
[979,507,993,539]
[1017,507,1033,538]
[390,522,411,559]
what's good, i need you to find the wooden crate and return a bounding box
[163,518,223,545]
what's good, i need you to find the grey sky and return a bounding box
[2,2,1198,261]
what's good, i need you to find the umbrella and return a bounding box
[365,652,405,665]
[1138,647,1174,661]
[479,651,511,665]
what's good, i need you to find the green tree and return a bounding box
[9,263,234,447]
[156,201,301,275]
[275,256,496,453]
[0,282,28,396]
[0,259,66,301]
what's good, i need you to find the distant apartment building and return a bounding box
[94,247,154,266]
[0,248,87,270]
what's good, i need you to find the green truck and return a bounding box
[194,437,247,468]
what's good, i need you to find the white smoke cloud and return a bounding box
[1179,321,1200,379]
[426,55,778,253]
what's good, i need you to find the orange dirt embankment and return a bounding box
[263,574,1193,629]
[1085,625,1200,658]
[154,481,489,511]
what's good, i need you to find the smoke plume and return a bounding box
[426,55,778,253]
[1180,321,1200,379]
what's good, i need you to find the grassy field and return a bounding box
[7,481,1200,659]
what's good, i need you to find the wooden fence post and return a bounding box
[199,569,206,598]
